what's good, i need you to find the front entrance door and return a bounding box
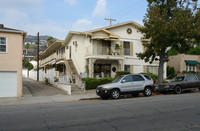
[94,64,111,78]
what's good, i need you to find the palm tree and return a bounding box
[46,36,55,46]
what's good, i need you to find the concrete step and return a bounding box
[71,84,84,95]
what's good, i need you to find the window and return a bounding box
[123,75,133,82]
[185,75,197,81]
[144,75,151,80]
[124,65,130,72]
[23,49,27,55]
[175,76,185,81]
[186,64,196,72]
[0,37,7,53]
[146,66,158,75]
[123,41,130,55]
[132,75,145,81]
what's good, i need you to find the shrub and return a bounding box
[82,77,114,90]
[115,71,130,78]
[167,66,176,79]
[182,70,199,74]
[143,72,158,83]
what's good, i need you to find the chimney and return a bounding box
[0,24,4,28]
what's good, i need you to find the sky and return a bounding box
[0,0,148,39]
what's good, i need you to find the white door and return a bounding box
[0,71,17,97]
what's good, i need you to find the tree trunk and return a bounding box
[158,51,165,85]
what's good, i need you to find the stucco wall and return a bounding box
[67,35,90,74]
[168,54,182,73]
[168,54,200,73]
[0,32,23,97]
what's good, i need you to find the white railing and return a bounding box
[59,74,70,84]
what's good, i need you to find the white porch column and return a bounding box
[118,60,124,71]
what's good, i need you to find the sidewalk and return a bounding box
[0,90,99,107]
[0,77,99,107]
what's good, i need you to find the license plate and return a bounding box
[165,88,169,91]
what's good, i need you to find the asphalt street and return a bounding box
[0,92,200,131]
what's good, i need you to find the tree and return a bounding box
[24,43,30,49]
[137,0,199,85]
[187,46,200,55]
[23,59,33,71]
[46,36,55,46]
[167,66,176,79]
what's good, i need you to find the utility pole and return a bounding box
[105,18,116,26]
[37,32,39,81]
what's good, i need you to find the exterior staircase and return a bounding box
[71,84,85,95]
[67,60,78,75]
[63,59,84,94]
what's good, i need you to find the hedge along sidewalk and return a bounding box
[82,77,114,90]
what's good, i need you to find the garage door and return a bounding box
[0,71,17,97]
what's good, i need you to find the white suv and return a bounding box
[96,74,155,99]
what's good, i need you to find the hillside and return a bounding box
[24,35,56,43]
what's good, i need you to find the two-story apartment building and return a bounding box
[39,21,165,84]
[0,24,26,97]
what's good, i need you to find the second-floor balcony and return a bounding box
[92,39,122,56]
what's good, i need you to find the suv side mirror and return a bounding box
[121,80,126,83]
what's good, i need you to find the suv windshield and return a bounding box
[112,76,124,83]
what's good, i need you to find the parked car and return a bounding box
[158,74,200,94]
[96,74,155,99]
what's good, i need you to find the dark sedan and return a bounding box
[159,74,200,94]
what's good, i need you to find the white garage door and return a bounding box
[0,71,17,97]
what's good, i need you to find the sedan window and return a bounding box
[185,76,198,81]
[174,76,185,81]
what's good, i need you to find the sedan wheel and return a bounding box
[111,89,120,99]
[174,86,182,94]
[143,87,152,96]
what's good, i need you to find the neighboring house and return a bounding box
[168,54,200,74]
[0,24,26,97]
[38,21,166,84]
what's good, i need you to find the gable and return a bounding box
[91,30,119,40]
[93,31,109,38]
[107,24,143,40]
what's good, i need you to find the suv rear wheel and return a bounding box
[174,86,182,94]
[111,89,120,99]
[143,87,152,96]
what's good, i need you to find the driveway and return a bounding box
[23,77,66,97]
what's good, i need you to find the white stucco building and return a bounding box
[38,21,166,84]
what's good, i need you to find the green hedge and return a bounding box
[82,77,114,90]
[115,71,130,78]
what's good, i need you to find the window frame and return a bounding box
[0,36,7,53]
[132,75,145,81]
[124,65,130,72]
[186,64,196,72]
[123,41,130,56]
[122,75,133,83]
